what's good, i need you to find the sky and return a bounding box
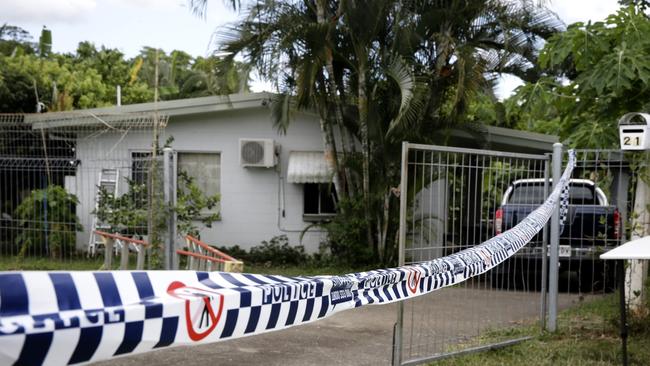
[1,0,622,95]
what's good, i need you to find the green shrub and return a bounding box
[14,185,82,258]
[217,235,308,267]
[174,170,220,237]
[322,197,375,266]
[93,178,148,235]
[215,244,249,261]
[250,235,308,266]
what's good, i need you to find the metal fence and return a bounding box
[393,143,552,365]
[392,144,643,365]
[555,149,631,294]
[0,112,168,267]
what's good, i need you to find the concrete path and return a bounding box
[93,289,584,366]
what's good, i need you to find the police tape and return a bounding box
[0,151,575,366]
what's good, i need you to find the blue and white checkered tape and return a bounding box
[0,151,575,366]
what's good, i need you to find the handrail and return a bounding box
[94,230,148,270]
[176,249,228,263]
[185,235,237,261]
[94,230,150,247]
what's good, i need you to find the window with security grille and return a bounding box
[129,151,152,209]
[131,152,151,186]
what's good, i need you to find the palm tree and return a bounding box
[200,0,562,264]
[179,57,250,97]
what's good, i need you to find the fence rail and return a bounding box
[178,235,244,272]
[95,230,149,270]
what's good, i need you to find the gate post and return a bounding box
[162,148,177,270]
[393,141,409,366]
[548,142,563,332]
[540,157,550,330]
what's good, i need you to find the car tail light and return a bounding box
[495,208,503,235]
[613,208,620,239]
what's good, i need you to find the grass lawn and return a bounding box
[0,256,366,276]
[433,290,650,366]
[244,263,370,276]
[0,256,105,271]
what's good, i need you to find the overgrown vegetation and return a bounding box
[218,235,310,267]
[94,178,149,235]
[174,170,221,237]
[507,3,650,148]
[212,0,563,266]
[0,25,250,113]
[321,197,376,266]
[217,233,373,270]
[93,169,221,267]
[14,185,82,259]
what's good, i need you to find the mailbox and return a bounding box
[618,112,650,150]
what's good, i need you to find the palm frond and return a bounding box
[188,0,241,19]
[270,93,294,135]
[385,57,427,138]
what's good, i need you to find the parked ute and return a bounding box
[493,178,620,290]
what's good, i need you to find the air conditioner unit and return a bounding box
[239,138,276,168]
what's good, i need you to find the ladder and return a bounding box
[88,169,120,256]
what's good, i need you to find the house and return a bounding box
[15,92,558,254]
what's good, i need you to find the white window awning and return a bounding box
[287,151,332,183]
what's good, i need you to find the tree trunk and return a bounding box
[357,58,375,255]
[316,0,354,200]
[316,102,343,203]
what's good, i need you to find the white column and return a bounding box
[626,178,650,312]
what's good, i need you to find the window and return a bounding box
[508,183,596,205]
[303,183,337,220]
[131,152,151,186]
[130,151,152,206]
[508,185,545,204]
[177,152,221,214]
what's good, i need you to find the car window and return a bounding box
[508,183,596,205]
[508,185,546,204]
[567,185,596,204]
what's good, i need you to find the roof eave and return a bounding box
[24,92,273,125]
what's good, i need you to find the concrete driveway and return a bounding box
[93,289,584,366]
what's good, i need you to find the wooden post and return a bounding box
[136,245,146,270]
[103,237,114,270]
[188,238,196,270]
[189,253,196,270]
[224,261,244,273]
[120,240,129,270]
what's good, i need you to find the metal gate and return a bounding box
[393,143,551,365]
[392,144,639,365]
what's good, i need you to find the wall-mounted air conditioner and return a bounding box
[239,138,276,168]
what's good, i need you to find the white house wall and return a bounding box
[72,129,158,252]
[72,107,328,253]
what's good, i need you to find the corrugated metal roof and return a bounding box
[287,151,332,183]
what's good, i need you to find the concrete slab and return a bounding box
[92,289,585,366]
